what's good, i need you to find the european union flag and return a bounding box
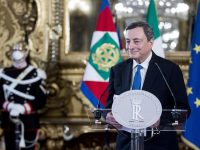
[182,1,200,149]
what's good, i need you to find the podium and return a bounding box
[87,90,189,150]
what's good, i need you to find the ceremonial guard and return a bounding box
[0,41,47,150]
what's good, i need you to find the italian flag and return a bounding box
[80,0,122,108]
[147,0,165,58]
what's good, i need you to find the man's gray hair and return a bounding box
[125,21,154,41]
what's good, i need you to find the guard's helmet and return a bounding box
[12,41,27,51]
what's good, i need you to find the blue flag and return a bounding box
[182,1,200,149]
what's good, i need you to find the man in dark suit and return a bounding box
[106,21,190,150]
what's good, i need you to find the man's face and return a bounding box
[11,43,28,62]
[125,27,153,63]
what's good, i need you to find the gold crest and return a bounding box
[92,43,120,72]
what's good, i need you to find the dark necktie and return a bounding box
[132,65,142,90]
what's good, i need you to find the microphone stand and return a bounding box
[93,84,109,123]
[103,124,111,150]
[154,62,181,125]
[131,129,145,150]
[93,85,111,149]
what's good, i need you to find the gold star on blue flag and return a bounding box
[182,1,200,149]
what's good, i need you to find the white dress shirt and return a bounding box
[130,52,152,90]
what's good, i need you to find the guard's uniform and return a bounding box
[0,65,46,150]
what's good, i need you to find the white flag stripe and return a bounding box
[83,63,109,82]
[152,37,165,58]
[91,31,119,48]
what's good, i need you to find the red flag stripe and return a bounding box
[84,81,109,106]
[95,7,116,32]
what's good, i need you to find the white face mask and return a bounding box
[12,51,25,61]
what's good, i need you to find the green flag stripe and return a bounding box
[89,33,122,80]
[146,0,160,39]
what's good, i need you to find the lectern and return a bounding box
[87,90,188,150]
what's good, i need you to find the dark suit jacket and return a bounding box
[106,52,190,150]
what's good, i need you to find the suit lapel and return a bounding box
[122,59,133,92]
[120,53,160,92]
[142,52,159,91]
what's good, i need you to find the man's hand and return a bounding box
[10,109,21,117]
[106,112,122,129]
[9,104,25,117]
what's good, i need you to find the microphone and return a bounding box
[93,84,109,124]
[154,62,181,125]
[154,62,177,109]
